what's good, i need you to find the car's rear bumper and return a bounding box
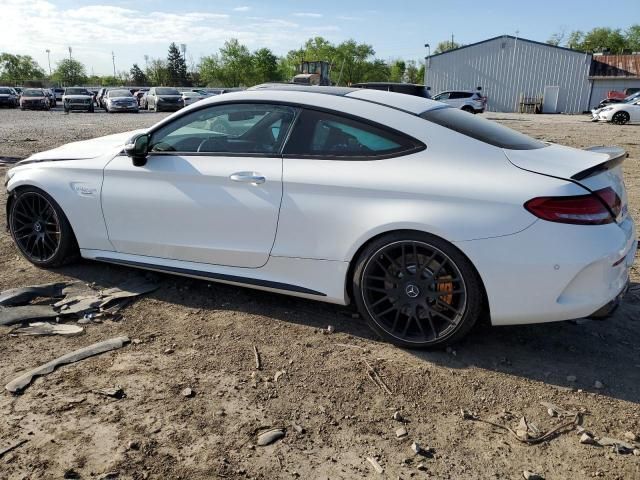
[456,216,636,325]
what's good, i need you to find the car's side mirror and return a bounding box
[124,133,149,167]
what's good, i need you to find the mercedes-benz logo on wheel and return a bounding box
[405,284,420,298]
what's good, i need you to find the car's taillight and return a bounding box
[524,187,620,225]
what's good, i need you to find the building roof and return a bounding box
[589,55,640,78]
[426,34,586,59]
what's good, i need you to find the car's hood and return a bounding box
[158,95,182,99]
[64,95,92,99]
[21,96,45,100]
[18,129,146,165]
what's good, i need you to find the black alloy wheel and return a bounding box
[353,233,483,348]
[9,188,78,267]
[612,111,630,125]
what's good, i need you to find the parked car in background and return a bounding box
[5,85,635,348]
[63,87,95,113]
[19,88,50,110]
[592,96,640,124]
[351,82,432,98]
[53,88,65,101]
[104,89,139,113]
[44,89,57,107]
[97,88,109,108]
[13,87,23,96]
[432,90,486,113]
[146,87,182,112]
[134,88,149,106]
[0,87,18,107]
[139,91,149,109]
[594,91,640,110]
[181,91,206,107]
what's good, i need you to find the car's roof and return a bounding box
[246,83,443,115]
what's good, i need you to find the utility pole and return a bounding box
[144,54,149,69]
[451,34,454,50]
[68,46,72,60]
[45,49,51,76]
[111,51,116,77]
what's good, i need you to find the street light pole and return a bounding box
[45,49,51,76]
[112,51,116,77]
[68,46,72,60]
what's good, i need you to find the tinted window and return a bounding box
[0,88,12,94]
[449,92,473,99]
[156,88,180,95]
[108,90,132,97]
[23,89,44,96]
[421,107,546,150]
[150,103,298,155]
[433,92,450,101]
[284,109,422,158]
[65,88,91,95]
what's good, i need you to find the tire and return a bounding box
[612,111,630,125]
[8,187,79,268]
[352,231,484,349]
[89,105,94,113]
[461,106,475,114]
[64,107,69,113]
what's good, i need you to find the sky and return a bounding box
[1,0,639,76]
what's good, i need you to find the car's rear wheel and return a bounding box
[352,232,483,348]
[461,106,475,114]
[9,187,78,267]
[612,111,630,125]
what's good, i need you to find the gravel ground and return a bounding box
[0,108,639,480]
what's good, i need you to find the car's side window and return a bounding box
[283,109,422,159]
[433,92,450,101]
[149,103,298,155]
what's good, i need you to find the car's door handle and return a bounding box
[229,172,266,185]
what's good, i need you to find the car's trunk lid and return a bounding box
[504,144,629,222]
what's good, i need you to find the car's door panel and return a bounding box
[102,154,282,268]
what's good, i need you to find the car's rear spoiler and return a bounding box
[572,146,628,181]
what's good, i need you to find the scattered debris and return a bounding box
[64,469,81,479]
[598,437,635,450]
[293,424,305,434]
[547,408,556,417]
[410,442,422,455]
[624,431,638,442]
[0,439,28,458]
[523,471,544,480]
[540,401,577,418]
[98,472,119,480]
[593,380,604,389]
[416,462,428,471]
[257,427,285,446]
[5,336,130,394]
[164,348,174,355]
[9,322,84,337]
[580,433,597,445]
[633,449,640,456]
[0,304,59,326]
[393,411,404,422]
[94,388,126,399]
[363,359,393,395]
[0,281,72,307]
[396,427,408,438]
[461,408,580,445]
[366,456,384,474]
[127,441,140,451]
[324,325,335,334]
[182,387,195,398]
[274,370,286,382]
[253,345,262,370]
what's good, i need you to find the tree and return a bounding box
[362,59,390,82]
[130,63,148,85]
[0,53,45,85]
[198,54,223,86]
[146,58,169,85]
[405,60,421,84]
[627,25,640,52]
[219,39,254,87]
[252,48,279,84]
[167,42,189,86]
[546,30,566,46]
[389,60,406,83]
[332,39,375,85]
[433,40,462,54]
[52,59,86,86]
[565,26,639,53]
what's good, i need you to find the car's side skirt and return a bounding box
[80,249,350,305]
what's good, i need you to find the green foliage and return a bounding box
[0,53,45,85]
[167,42,189,86]
[146,59,170,86]
[433,40,462,54]
[389,60,406,83]
[252,48,280,84]
[52,59,86,86]
[130,63,148,85]
[562,25,640,53]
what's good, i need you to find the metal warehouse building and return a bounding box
[425,35,594,113]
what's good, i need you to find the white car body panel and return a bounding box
[592,101,640,123]
[5,88,635,326]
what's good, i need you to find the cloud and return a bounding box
[293,12,323,18]
[233,6,251,12]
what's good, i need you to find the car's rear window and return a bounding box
[421,107,546,150]
[157,88,180,95]
[23,89,44,96]
[0,88,12,94]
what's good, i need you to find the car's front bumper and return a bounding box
[456,216,636,326]
[591,110,614,122]
[156,103,182,111]
[108,105,139,112]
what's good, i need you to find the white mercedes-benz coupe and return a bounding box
[4,85,636,348]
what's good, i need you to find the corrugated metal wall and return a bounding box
[589,79,640,108]
[425,36,593,113]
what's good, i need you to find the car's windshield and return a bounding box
[156,88,180,95]
[0,88,13,94]
[421,107,546,150]
[23,89,44,97]
[65,88,91,95]
[624,92,640,103]
[108,89,132,97]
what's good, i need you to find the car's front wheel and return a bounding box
[612,111,630,125]
[9,187,78,268]
[352,232,484,349]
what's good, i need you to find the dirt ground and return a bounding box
[1,110,639,480]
